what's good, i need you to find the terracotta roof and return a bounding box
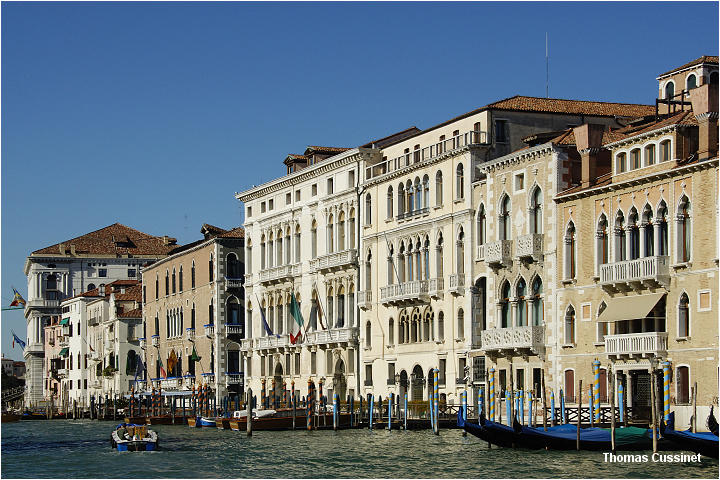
[32,223,177,256]
[485,96,655,118]
[558,172,613,196]
[118,308,142,319]
[218,227,245,239]
[304,146,351,154]
[551,130,576,145]
[658,55,718,77]
[114,284,142,302]
[602,111,698,145]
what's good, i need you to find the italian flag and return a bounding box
[289,292,304,344]
[158,357,167,378]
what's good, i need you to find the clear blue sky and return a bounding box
[2,1,718,360]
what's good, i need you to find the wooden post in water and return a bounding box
[292,393,297,431]
[577,380,582,451]
[509,363,514,423]
[650,367,658,454]
[113,394,116,421]
[246,388,253,437]
[622,376,628,426]
[610,366,616,454]
[692,382,697,433]
[541,371,547,431]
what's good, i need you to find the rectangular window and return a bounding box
[348,170,355,189]
[295,190,300,201]
[98,269,107,277]
[269,199,274,210]
[676,366,689,404]
[514,172,525,192]
[439,358,446,386]
[564,370,575,403]
[327,178,334,194]
[285,353,291,375]
[326,350,333,375]
[387,362,395,384]
[311,351,317,374]
[458,357,466,383]
[365,364,373,385]
[128,269,136,278]
[495,119,508,143]
[261,202,266,213]
[260,356,265,376]
[533,368,542,397]
[247,206,252,218]
[286,193,291,205]
[294,353,300,375]
[312,184,317,196]
[347,349,354,373]
[516,368,525,391]
[83,379,87,389]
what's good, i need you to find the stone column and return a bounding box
[639,224,648,258]
[510,300,519,328]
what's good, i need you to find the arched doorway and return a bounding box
[273,363,284,408]
[399,370,408,400]
[411,365,424,401]
[333,359,347,400]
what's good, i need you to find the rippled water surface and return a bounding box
[1,420,718,478]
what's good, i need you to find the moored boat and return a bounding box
[662,412,719,458]
[110,423,158,451]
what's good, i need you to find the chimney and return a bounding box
[573,124,608,188]
[59,243,66,255]
[70,244,76,256]
[689,83,719,161]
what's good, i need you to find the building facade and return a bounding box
[140,224,244,403]
[23,223,175,407]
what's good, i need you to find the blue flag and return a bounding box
[255,293,278,337]
[11,330,26,350]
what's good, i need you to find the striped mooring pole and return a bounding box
[593,359,601,423]
[550,390,555,425]
[369,394,374,430]
[663,361,671,424]
[618,382,624,425]
[488,368,495,422]
[333,394,338,431]
[527,390,532,426]
[505,391,511,426]
[388,392,393,430]
[404,392,408,430]
[261,379,266,410]
[478,386,484,421]
[462,390,467,436]
[433,368,439,435]
[516,390,522,424]
[560,388,567,424]
[589,387,593,426]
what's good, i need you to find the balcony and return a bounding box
[516,233,543,261]
[600,256,670,290]
[57,368,68,378]
[224,324,244,338]
[161,377,181,389]
[396,207,430,222]
[26,299,60,308]
[89,351,101,362]
[244,273,253,285]
[357,290,372,310]
[240,338,253,351]
[201,373,215,384]
[428,277,444,299]
[476,245,485,261]
[485,240,513,267]
[448,274,465,295]
[183,375,195,388]
[311,248,358,273]
[58,337,69,349]
[186,328,195,341]
[225,373,243,385]
[225,277,244,290]
[255,335,289,351]
[481,325,545,358]
[364,130,489,181]
[204,324,215,338]
[380,280,429,305]
[88,316,100,326]
[89,380,101,389]
[259,263,301,285]
[605,332,668,360]
[139,337,146,349]
[151,335,159,347]
[24,342,44,355]
[305,327,359,347]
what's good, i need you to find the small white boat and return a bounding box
[111,423,158,451]
[232,408,277,419]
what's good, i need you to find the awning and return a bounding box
[59,347,69,356]
[597,292,666,323]
[60,318,70,325]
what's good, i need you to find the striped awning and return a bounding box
[60,318,70,325]
[59,347,69,356]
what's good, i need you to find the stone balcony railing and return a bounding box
[186,328,195,341]
[428,277,444,299]
[476,244,485,261]
[310,249,357,273]
[26,299,60,308]
[485,240,513,267]
[204,324,215,338]
[162,377,181,389]
[305,327,359,347]
[605,331,668,359]
[139,337,146,349]
[259,263,301,284]
[58,337,69,348]
[255,334,290,350]
[201,373,215,384]
[516,233,544,261]
[183,375,195,388]
[600,256,670,289]
[240,338,254,351]
[448,274,465,295]
[357,290,372,310]
[480,325,545,357]
[225,373,243,385]
[224,277,244,289]
[380,280,429,305]
[57,368,69,378]
[151,335,159,347]
[224,324,244,337]
[244,273,253,285]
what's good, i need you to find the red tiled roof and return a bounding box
[602,111,698,145]
[218,227,245,239]
[658,55,718,77]
[486,96,655,118]
[114,284,142,302]
[118,308,142,318]
[305,146,351,154]
[32,223,176,256]
[558,172,613,196]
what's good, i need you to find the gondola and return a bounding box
[662,411,718,459]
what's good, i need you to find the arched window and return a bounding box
[294,225,301,261]
[628,208,639,260]
[227,297,242,326]
[285,227,291,264]
[209,253,214,282]
[172,268,176,294]
[365,250,372,291]
[261,235,267,269]
[500,281,511,328]
[665,81,675,99]
[616,152,627,173]
[365,321,371,348]
[348,209,356,249]
[406,240,414,281]
[365,194,372,225]
[645,144,656,166]
[387,244,395,285]
[660,140,671,162]
[596,214,608,273]
[411,309,419,342]
[676,366,690,404]
[657,201,669,256]
[423,237,430,280]
[438,311,445,341]
[337,286,345,328]
[435,171,443,206]
[338,211,346,251]
[456,228,465,275]
[516,278,527,327]
[155,275,159,299]
[677,196,691,262]
[642,205,654,257]
[387,186,394,218]
[630,149,641,170]
[530,187,543,234]
[398,182,405,216]
[678,293,689,337]
[414,177,421,211]
[499,195,511,240]
[436,234,444,279]
[191,303,196,329]
[422,175,430,209]
[179,265,184,292]
[457,308,464,339]
[311,220,318,258]
[564,222,576,280]
[531,277,543,326]
[209,298,214,326]
[88,283,96,292]
[327,214,334,254]
[686,74,697,90]
[246,241,253,274]
[165,270,169,296]
[565,306,576,344]
[388,318,394,345]
[456,163,464,199]
[477,204,486,245]
[227,253,240,279]
[615,211,626,262]
[423,308,431,340]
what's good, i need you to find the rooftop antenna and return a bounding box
[545,32,549,98]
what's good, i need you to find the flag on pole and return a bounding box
[158,357,167,379]
[134,357,145,382]
[255,293,276,337]
[309,300,319,330]
[316,293,327,330]
[190,345,201,362]
[11,330,26,350]
[289,292,304,344]
[168,350,178,376]
[9,288,26,307]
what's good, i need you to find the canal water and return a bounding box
[1,420,717,478]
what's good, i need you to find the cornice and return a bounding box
[603,123,679,150]
[479,143,557,174]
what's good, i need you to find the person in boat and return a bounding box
[121,425,131,440]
